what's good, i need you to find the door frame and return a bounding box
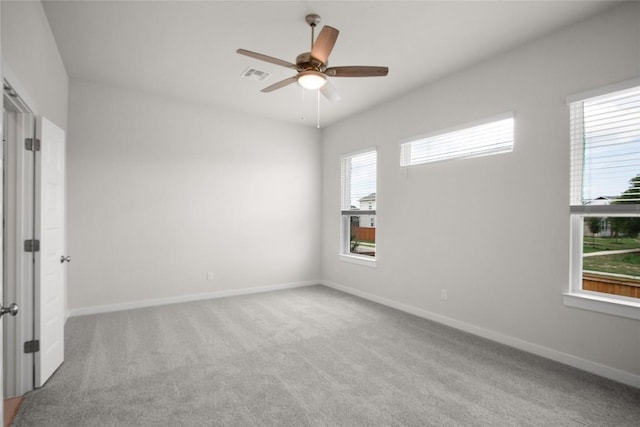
[2,79,36,398]
[1,52,4,420]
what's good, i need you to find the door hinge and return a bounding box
[25,138,41,152]
[24,239,40,252]
[24,340,40,354]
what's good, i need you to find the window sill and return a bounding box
[562,292,640,320]
[338,254,377,267]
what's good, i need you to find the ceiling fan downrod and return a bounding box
[306,14,321,50]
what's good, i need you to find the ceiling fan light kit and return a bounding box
[298,70,327,90]
[237,14,388,101]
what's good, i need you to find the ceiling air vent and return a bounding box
[241,67,271,82]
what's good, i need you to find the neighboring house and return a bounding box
[587,196,615,205]
[584,196,615,237]
[358,193,376,228]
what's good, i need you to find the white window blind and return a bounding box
[341,150,377,213]
[400,115,514,167]
[570,85,640,208]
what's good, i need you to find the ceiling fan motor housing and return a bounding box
[296,52,326,72]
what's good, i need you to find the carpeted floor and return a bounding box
[13,285,640,426]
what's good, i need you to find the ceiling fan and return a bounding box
[237,14,389,101]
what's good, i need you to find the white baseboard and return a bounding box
[322,280,639,389]
[68,280,319,317]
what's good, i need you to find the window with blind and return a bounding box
[400,114,514,167]
[341,149,377,260]
[568,82,640,306]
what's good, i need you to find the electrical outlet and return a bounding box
[440,289,448,301]
[207,272,214,281]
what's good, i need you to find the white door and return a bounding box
[34,117,65,387]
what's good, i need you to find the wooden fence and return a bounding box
[583,273,640,299]
[351,226,375,243]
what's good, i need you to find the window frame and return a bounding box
[339,148,377,267]
[565,78,640,320]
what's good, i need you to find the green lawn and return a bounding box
[583,252,640,277]
[583,236,640,253]
[582,236,640,278]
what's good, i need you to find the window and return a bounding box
[567,81,640,318]
[341,150,376,261]
[400,114,514,167]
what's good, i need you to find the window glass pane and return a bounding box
[571,86,640,205]
[348,214,376,257]
[400,116,513,166]
[582,216,640,299]
[341,151,376,210]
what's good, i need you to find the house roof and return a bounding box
[359,193,376,202]
[586,196,615,205]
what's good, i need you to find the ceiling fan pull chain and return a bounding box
[301,88,306,122]
[317,89,321,128]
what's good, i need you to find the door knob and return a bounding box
[60,255,71,263]
[0,303,18,318]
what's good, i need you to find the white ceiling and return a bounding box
[42,1,618,128]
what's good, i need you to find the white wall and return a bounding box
[1,0,68,129]
[322,3,640,385]
[67,80,321,311]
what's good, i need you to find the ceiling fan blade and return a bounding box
[325,66,389,78]
[236,49,297,69]
[311,26,339,64]
[320,80,341,102]
[261,76,298,93]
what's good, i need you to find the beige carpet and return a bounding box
[13,285,640,426]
